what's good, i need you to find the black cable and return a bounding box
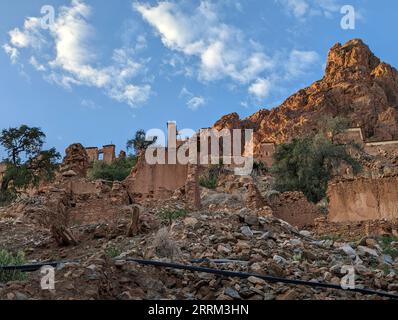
[2,258,397,299]
[0,261,74,273]
[125,258,398,300]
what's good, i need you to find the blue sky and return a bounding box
[0,0,397,156]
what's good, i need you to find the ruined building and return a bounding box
[85,145,117,164]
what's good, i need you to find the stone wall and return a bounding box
[328,176,398,222]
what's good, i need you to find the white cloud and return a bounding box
[136,1,320,104]
[3,0,151,108]
[179,86,206,111]
[278,0,341,19]
[134,1,273,84]
[249,78,271,100]
[29,56,46,71]
[285,50,320,77]
[81,99,101,110]
[187,96,206,110]
[3,44,19,64]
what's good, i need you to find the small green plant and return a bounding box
[158,208,187,225]
[0,249,28,283]
[199,163,225,190]
[378,236,398,259]
[105,246,122,258]
[199,176,218,190]
[320,234,340,243]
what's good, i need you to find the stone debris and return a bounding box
[1,198,397,300]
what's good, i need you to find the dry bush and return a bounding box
[152,227,180,259]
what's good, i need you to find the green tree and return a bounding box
[0,125,60,205]
[271,133,361,203]
[0,125,45,165]
[126,130,157,155]
[88,155,137,182]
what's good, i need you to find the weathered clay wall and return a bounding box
[84,145,117,165]
[125,151,188,202]
[270,192,321,228]
[86,147,99,163]
[328,177,398,222]
[256,143,275,167]
[102,145,116,164]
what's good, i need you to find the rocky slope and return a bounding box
[214,39,398,153]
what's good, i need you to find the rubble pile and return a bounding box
[0,205,397,300]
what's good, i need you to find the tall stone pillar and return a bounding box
[185,164,201,211]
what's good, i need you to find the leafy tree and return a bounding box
[0,125,60,205]
[271,133,361,203]
[0,125,45,165]
[126,129,157,155]
[88,155,137,182]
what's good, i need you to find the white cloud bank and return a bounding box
[135,1,320,103]
[134,1,273,85]
[3,0,151,107]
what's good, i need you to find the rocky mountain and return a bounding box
[214,39,398,152]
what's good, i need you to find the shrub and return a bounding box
[271,134,361,203]
[0,250,28,283]
[378,236,398,259]
[152,227,180,259]
[252,161,267,176]
[105,246,122,258]
[158,208,187,225]
[199,163,225,190]
[0,190,17,207]
[199,176,218,190]
[88,156,137,182]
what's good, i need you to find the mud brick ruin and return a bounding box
[85,145,117,164]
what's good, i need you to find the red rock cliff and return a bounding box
[214,39,398,152]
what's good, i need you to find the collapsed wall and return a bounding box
[328,176,398,222]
